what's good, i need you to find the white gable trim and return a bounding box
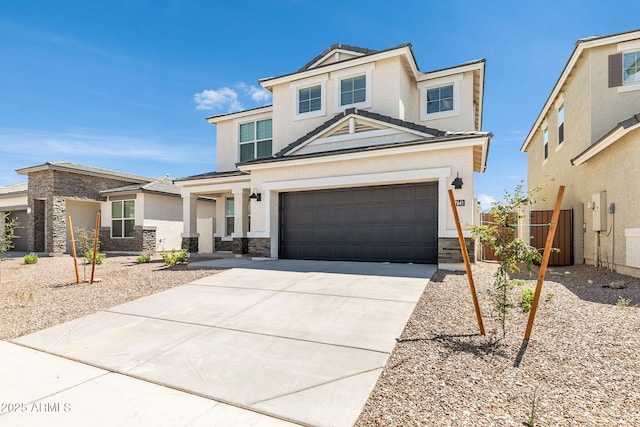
[283,113,438,156]
[306,48,367,70]
[571,121,639,166]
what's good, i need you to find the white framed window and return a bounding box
[419,74,462,121]
[623,50,640,85]
[239,119,272,162]
[225,197,234,235]
[299,85,321,114]
[543,127,549,160]
[557,104,565,145]
[331,64,373,112]
[111,200,135,238]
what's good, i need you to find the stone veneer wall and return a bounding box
[438,237,476,264]
[214,237,233,252]
[247,238,271,257]
[100,226,156,253]
[27,169,143,253]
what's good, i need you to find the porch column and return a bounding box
[181,192,199,252]
[232,189,249,254]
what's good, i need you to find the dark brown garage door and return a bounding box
[279,182,438,264]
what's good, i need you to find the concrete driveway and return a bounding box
[3,259,435,426]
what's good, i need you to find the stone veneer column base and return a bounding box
[182,237,199,253]
[438,237,475,264]
[247,238,271,257]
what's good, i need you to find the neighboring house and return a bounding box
[11,161,189,255]
[0,182,29,251]
[176,43,492,268]
[521,29,640,277]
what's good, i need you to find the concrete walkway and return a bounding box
[2,259,435,426]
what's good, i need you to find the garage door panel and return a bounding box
[280,183,438,264]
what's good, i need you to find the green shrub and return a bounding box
[162,249,188,266]
[23,253,39,264]
[136,253,151,264]
[521,286,535,312]
[85,249,106,265]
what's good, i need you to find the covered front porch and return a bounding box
[176,171,270,257]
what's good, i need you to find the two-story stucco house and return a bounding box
[176,43,492,268]
[521,29,640,277]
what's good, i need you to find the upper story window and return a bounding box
[557,104,565,145]
[239,119,272,162]
[543,127,549,160]
[299,85,321,114]
[112,200,135,238]
[340,75,366,106]
[418,74,462,121]
[623,51,640,85]
[427,85,454,114]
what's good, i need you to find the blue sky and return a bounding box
[1,1,638,208]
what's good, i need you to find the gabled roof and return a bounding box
[237,108,491,172]
[273,108,446,157]
[571,112,640,165]
[298,43,381,72]
[521,28,640,152]
[16,161,152,183]
[100,177,181,197]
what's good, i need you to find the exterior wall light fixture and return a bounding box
[451,173,464,189]
[249,189,262,202]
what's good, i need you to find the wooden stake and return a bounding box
[448,189,485,336]
[90,212,100,284]
[524,185,565,341]
[67,216,80,284]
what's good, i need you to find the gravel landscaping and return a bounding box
[356,261,640,427]
[0,254,221,340]
[1,254,639,426]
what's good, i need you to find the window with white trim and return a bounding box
[543,127,549,160]
[623,51,640,85]
[239,119,272,162]
[427,85,454,114]
[298,85,321,114]
[225,197,234,235]
[111,200,135,238]
[340,75,366,106]
[557,104,564,145]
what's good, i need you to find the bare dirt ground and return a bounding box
[0,254,222,340]
[356,262,640,427]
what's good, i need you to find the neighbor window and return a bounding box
[298,85,321,114]
[558,104,565,145]
[623,51,640,85]
[427,85,454,114]
[543,127,549,160]
[225,197,234,235]
[239,119,272,162]
[340,75,366,106]
[112,200,135,238]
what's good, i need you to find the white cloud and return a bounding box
[193,87,242,112]
[236,82,272,103]
[477,194,498,212]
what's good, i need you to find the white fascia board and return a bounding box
[259,46,417,89]
[175,175,251,191]
[206,106,273,125]
[415,61,484,81]
[305,49,367,70]
[522,30,640,152]
[240,136,489,172]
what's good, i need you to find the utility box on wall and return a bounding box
[591,191,607,231]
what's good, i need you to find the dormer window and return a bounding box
[340,75,366,106]
[239,119,272,162]
[427,85,454,114]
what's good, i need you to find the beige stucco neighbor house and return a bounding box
[177,43,491,268]
[0,182,29,251]
[6,162,191,255]
[521,29,640,277]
